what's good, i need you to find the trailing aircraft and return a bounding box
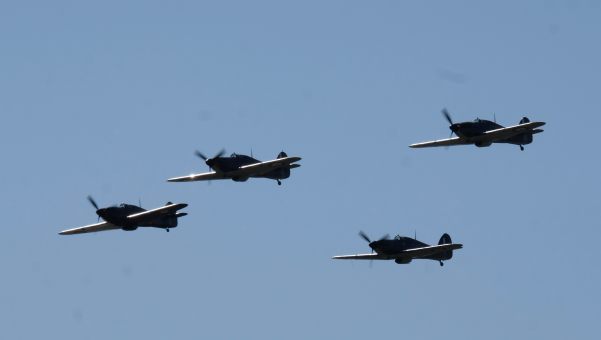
[333,231,463,266]
[59,196,188,235]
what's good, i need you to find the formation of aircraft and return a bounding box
[59,110,547,269]
[409,109,545,151]
[333,231,463,266]
[59,196,188,235]
[167,150,301,185]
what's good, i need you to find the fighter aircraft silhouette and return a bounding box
[167,149,301,185]
[333,231,463,266]
[58,196,188,235]
[410,109,545,150]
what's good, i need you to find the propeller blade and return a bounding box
[194,150,208,161]
[87,195,99,210]
[378,234,390,241]
[214,148,226,159]
[442,108,453,125]
[358,231,371,243]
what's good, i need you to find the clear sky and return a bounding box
[1,1,600,339]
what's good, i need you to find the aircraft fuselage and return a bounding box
[96,204,178,230]
[370,237,452,261]
[452,119,537,146]
[209,154,291,181]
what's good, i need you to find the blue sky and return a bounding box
[1,1,600,339]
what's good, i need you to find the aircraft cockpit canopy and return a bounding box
[394,235,402,240]
[230,153,238,157]
[473,118,481,123]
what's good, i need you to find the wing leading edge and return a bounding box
[409,136,470,148]
[238,156,302,177]
[58,221,121,235]
[167,172,225,182]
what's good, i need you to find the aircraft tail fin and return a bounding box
[438,233,452,245]
[517,117,539,145]
[438,233,454,260]
[277,151,288,159]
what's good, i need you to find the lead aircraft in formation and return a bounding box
[409,109,545,150]
[167,150,301,185]
[59,196,188,235]
[333,231,463,266]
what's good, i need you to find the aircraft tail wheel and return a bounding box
[277,180,282,186]
[166,228,170,232]
[439,261,444,267]
[520,145,524,151]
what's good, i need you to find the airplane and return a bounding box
[167,149,301,185]
[332,231,463,266]
[409,109,545,150]
[58,196,188,235]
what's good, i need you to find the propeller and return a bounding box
[359,231,389,254]
[87,195,101,221]
[442,108,458,139]
[195,149,226,170]
[358,231,371,243]
[442,108,453,125]
[87,195,99,210]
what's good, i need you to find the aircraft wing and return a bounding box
[475,121,546,141]
[167,157,301,182]
[332,253,390,260]
[236,156,302,177]
[332,243,463,260]
[167,171,226,182]
[409,136,471,148]
[59,221,121,235]
[394,243,463,259]
[126,203,188,224]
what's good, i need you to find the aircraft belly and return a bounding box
[140,216,178,228]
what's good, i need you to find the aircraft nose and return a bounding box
[450,123,462,134]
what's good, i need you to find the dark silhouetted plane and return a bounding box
[59,196,188,235]
[333,231,463,266]
[167,149,301,185]
[410,109,545,150]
